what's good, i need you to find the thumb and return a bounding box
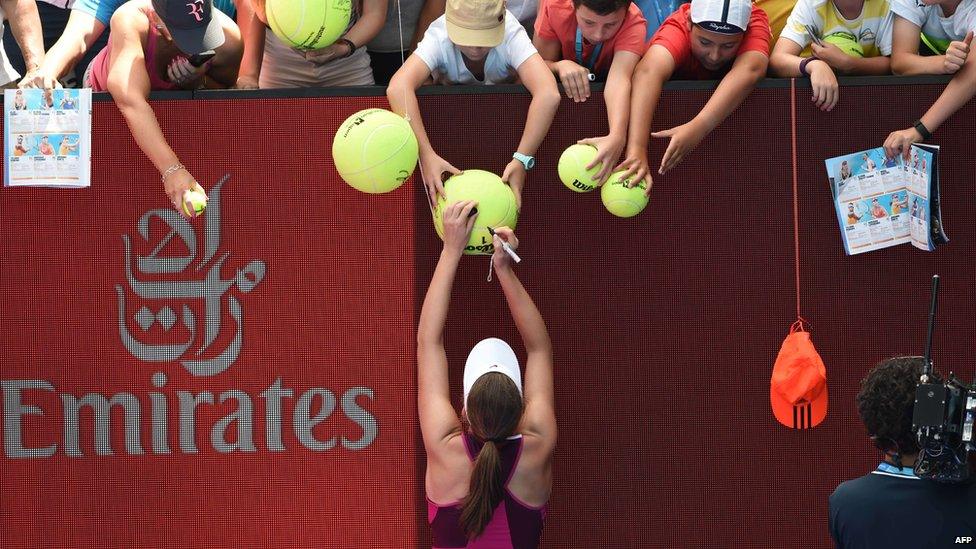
[576,137,596,145]
[650,128,675,138]
[965,31,974,46]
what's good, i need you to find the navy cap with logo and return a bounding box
[690,0,752,35]
[152,0,225,55]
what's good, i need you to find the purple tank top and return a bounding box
[427,434,547,549]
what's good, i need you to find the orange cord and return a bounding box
[791,78,807,331]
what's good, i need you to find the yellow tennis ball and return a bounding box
[823,32,864,57]
[333,108,419,194]
[601,172,648,218]
[558,144,601,192]
[182,188,207,217]
[433,170,519,255]
[266,0,351,50]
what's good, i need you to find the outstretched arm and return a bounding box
[616,45,674,191]
[106,9,201,214]
[387,55,461,206]
[490,229,555,444]
[417,201,478,453]
[653,50,767,175]
[501,54,561,210]
[578,50,641,183]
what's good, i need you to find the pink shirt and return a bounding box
[88,22,178,92]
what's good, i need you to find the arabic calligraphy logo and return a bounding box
[115,175,265,376]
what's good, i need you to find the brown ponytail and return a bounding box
[460,373,524,539]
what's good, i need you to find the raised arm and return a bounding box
[417,201,478,453]
[387,54,460,206]
[490,228,555,445]
[616,44,674,190]
[2,0,43,79]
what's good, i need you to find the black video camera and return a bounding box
[911,275,976,483]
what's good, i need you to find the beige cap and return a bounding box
[446,0,506,48]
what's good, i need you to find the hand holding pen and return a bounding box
[488,226,521,269]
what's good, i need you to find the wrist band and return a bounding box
[913,119,932,141]
[335,38,357,59]
[160,163,185,182]
[799,57,815,77]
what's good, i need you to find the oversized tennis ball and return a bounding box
[558,144,601,192]
[601,172,648,218]
[433,170,518,255]
[266,0,351,50]
[182,188,207,217]
[823,32,864,57]
[333,108,419,194]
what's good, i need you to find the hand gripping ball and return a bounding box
[601,171,649,218]
[558,144,602,192]
[433,170,519,255]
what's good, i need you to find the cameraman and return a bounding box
[829,356,976,548]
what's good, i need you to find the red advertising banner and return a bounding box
[1,96,419,548]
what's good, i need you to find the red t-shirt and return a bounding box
[534,0,649,75]
[650,3,770,80]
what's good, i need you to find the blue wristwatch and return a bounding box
[513,152,535,171]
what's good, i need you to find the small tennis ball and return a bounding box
[558,144,601,192]
[823,32,864,57]
[433,170,518,255]
[601,172,648,218]
[266,0,351,50]
[333,108,419,194]
[182,188,207,217]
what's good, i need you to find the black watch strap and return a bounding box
[336,38,357,59]
[799,57,815,77]
[913,119,932,141]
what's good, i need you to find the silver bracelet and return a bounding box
[160,163,185,182]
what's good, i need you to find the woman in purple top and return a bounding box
[418,201,557,548]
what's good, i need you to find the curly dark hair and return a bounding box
[857,356,924,457]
